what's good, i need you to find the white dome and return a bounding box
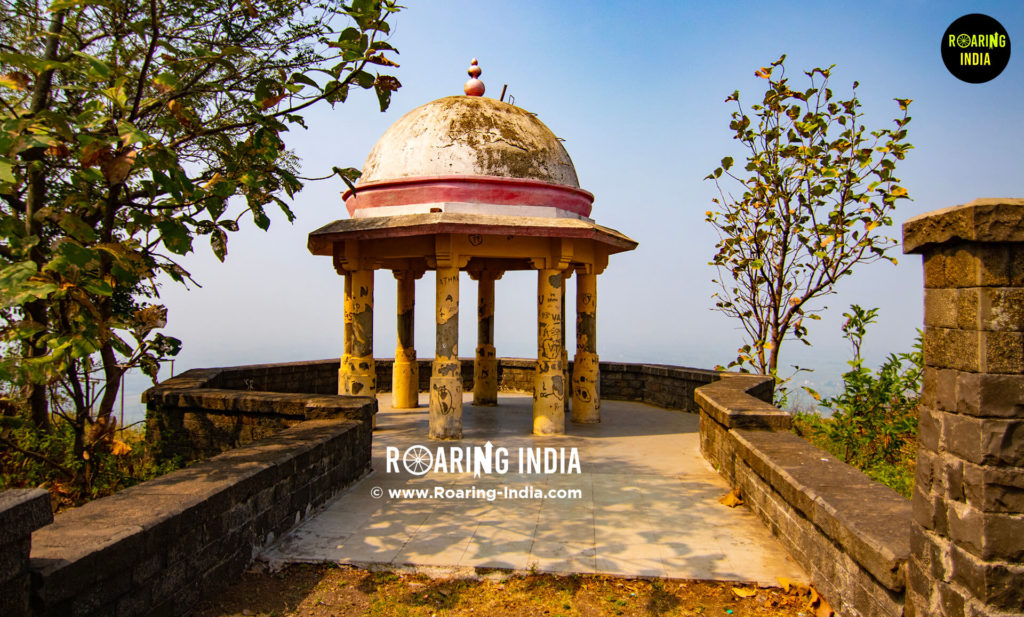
[360,96,579,187]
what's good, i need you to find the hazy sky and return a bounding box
[124,0,1024,418]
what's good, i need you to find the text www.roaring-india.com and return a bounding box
[380,485,582,501]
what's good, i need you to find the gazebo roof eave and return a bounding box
[306,212,638,257]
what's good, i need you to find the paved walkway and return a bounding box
[262,394,806,583]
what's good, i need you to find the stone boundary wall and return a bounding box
[0,490,52,617]
[183,357,720,414]
[28,416,371,617]
[15,367,377,617]
[143,364,375,459]
[492,359,721,412]
[4,357,921,617]
[697,375,912,617]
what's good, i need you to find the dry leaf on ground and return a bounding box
[719,488,744,507]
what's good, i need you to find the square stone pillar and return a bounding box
[470,269,502,406]
[430,266,462,439]
[534,268,566,434]
[572,267,600,423]
[903,198,1024,617]
[392,269,423,408]
[339,268,375,396]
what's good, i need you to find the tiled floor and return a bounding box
[262,393,806,583]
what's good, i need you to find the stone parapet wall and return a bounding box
[2,365,381,617]
[0,490,52,617]
[196,357,720,414]
[205,359,340,394]
[28,417,370,617]
[697,375,912,617]
[144,365,375,460]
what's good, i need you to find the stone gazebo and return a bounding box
[308,61,637,439]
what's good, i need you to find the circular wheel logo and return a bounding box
[402,445,433,475]
[942,14,1011,83]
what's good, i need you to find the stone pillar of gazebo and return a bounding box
[903,198,1024,617]
[561,270,571,416]
[572,266,600,423]
[430,263,463,439]
[392,268,423,408]
[471,269,502,406]
[339,267,375,397]
[338,272,353,394]
[534,266,566,434]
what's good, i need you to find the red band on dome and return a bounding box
[344,176,594,218]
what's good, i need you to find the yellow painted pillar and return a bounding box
[572,268,600,423]
[430,267,462,439]
[392,271,420,408]
[473,271,499,406]
[340,268,375,396]
[561,272,570,416]
[534,268,565,435]
[339,272,353,395]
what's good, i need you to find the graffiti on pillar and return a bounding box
[577,313,596,353]
[439,292,458,324]
[552,375,564,397]
[539,325,562,359]
[432,383,454,415]
[352,310,373,355]
[543,337,561,360]
[574,375,591,402]
[538,375,564,399]
[352,286,372,314]
[436,361,459,376]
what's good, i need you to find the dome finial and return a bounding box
[464,58,485,96]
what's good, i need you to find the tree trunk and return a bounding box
[20,11,66,431]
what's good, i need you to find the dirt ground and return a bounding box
[192,563,830,617]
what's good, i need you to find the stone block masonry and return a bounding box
[2,354,904,617]
[144,361,375,461]
[697,375,912,617]
[0,490,52,617]
[28,417,370,617]
[903,198,1024,617]
[8,361,378,617]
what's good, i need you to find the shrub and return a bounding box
[795,305,920,497]
[1,401,183,511]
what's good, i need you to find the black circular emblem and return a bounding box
[942,14,1011,83]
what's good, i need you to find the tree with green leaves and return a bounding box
[0,0,401,491]
[705,55,912,395]
[794,305,922,497]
